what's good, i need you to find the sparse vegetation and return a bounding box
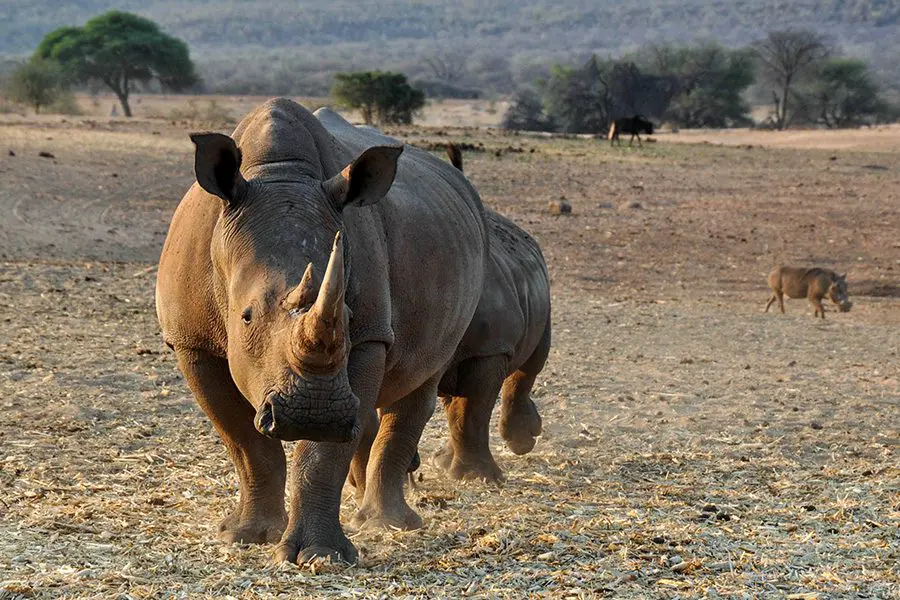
[4,1,900,99]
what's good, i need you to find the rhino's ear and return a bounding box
[840,273,847,281]
[190,132,247,205]
[324,145,403,209]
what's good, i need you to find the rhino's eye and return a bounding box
[241,306,253,324]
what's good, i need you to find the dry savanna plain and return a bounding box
[0,95,898,599]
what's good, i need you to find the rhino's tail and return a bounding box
[446,143,463,173]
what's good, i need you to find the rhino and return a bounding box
[348,144,551,485]
[765,266,851,318]
[155,98,488,565]
[432,208,551,482]
[433,145,550,481]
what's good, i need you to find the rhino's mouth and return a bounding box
[254,386,360,443]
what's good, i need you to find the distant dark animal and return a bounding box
[608,116,654,147]
[765,266,851,318]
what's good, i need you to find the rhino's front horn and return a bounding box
[311,231,346,325]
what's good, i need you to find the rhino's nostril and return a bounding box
[254,398,277,436]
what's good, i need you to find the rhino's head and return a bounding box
[190,132,402,443]
[829,273,851,311]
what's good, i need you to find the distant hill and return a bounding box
[3,0,900,95]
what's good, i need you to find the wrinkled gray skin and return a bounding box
[347,143,551,486]
[432,208,551,482]
[156,99,487,564]
[765,266,851,318]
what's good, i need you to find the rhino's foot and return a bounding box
[274,538,358,566]
[217,506,287,545]
[500,398,542,455]
[448,454,505,484]
[350,501,423,532]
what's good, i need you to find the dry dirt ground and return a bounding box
[0,105,898,599]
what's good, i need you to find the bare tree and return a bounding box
[754,29,830,129]
[422,51,468,85]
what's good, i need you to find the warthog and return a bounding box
[608,115,654,147]
[765,266,851,318]
[156,99,488,565]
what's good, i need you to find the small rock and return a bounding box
[671,561,690,573]
[788,360,797,367]
[39,151,55,159]
[651,536,666,544]
[548,200,572,215]
[810,422,823,430]
[701,504,718,513]
[619,201,642,210]
[536,551,555,561]
[668,555,683,565]
[802,504,816,512]
[8,149,14,156]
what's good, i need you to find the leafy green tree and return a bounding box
[808,58,885,127]
[5,57,66,113]
[543,57,611,133]
[35,11,198,117]
[639,43,755,127]
[331,71,425,125]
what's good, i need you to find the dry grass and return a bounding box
[1,107,898,599]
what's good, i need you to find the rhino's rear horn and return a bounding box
[284,263,316,312]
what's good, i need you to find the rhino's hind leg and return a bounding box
[351,378,438,532]
[500,317,550,455]
[175,348,287,544]
[435,357,506,483]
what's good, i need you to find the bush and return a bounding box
[502,88,554,131]
[331,71,425,125]
[5,57,66,113]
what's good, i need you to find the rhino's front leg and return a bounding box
[174,348,287,544]
[275,343,385,565]
[351,377,438,531]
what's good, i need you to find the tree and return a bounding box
[810,58,885,127]
[639,43,755,128]
[35,11,198,117]
[543,57,611,134]
[331,71,425,125]
[6,57,65,113]
[754,29,830,130]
